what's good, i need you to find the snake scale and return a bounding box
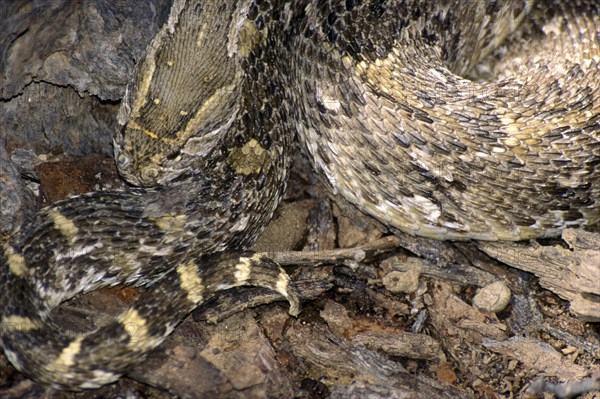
[1,0,599,390]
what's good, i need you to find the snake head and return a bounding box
[113,74,241,188]
[112,0,246,188]
[114,102,238,188]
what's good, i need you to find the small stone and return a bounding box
[320,300,353,338]
[472,281,511,313]
[382,265,421,294]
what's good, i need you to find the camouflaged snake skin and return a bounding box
[1,0,599,390]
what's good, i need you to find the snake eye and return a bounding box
[116,152,131,169]
[166,148,181,160]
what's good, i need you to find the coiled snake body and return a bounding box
[1,0,599,390]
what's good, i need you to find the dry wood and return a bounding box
[478,229,600,321]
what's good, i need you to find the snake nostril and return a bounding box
[141,166,160,182]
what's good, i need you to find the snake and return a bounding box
[1,0,599,391]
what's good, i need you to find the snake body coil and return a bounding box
[1,0,599,390]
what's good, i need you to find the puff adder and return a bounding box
[1,0,599,390]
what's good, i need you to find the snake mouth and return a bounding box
[114,150,157,187]
[115,142,192,187]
